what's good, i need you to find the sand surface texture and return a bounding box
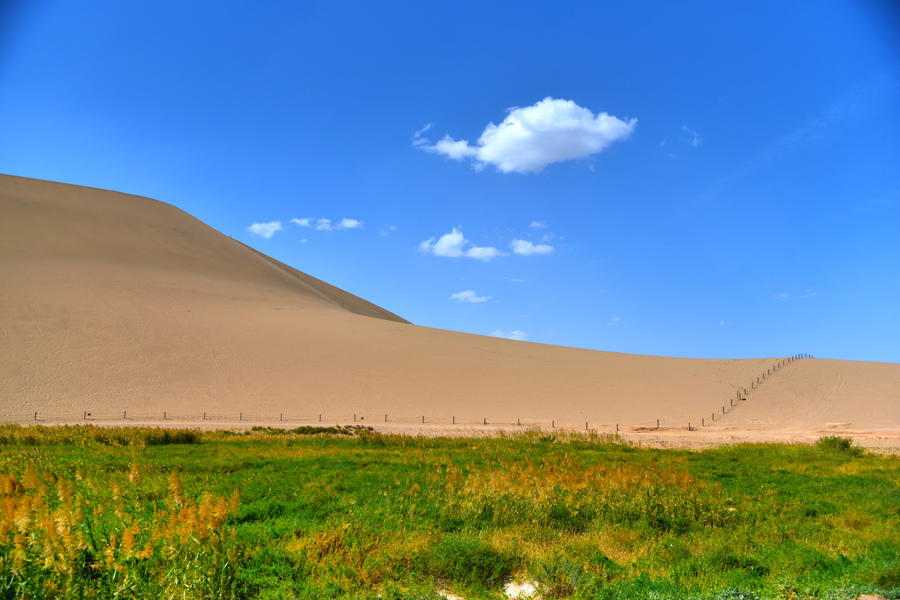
[2,175,898,446]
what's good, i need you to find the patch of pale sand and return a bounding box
[2,174,898,441]
[504,580,538,598]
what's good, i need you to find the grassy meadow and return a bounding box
[0,425,898,599]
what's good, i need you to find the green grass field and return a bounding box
[0,425,898,599]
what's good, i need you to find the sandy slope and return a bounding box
[2,174,898,443]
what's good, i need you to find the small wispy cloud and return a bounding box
[292,217,365,231]
[450,290,491,303]
[530,221,547,229]
[775,290,816,300]
[415,97,636,174]
[380,224,397,236]
[412,123,432,143]
[728,71,893,182]
[490,329,527,341]
[419,228,503,262]
[246,221,283,239]
[683,126,701,147]
[510,239,554,256]
[292,216,363,231]
[607,316,622,326]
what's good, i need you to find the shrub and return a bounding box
[429,535,517,589]
[534,556,594,598]
[814,436,862,456]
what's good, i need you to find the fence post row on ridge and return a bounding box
[26,354,812,433]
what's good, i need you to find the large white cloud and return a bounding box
[246,221,283,238]
[419,228,502,261]
[510,239,554,256]
[416,97,636,173]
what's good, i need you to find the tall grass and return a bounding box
[0,427,898,599]
[431,456,731,534]
[0,457,238,598]
[0,424,201,446]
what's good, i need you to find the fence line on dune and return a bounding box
[698,353,813,429]
[20,411,646,433]
[13,353,815,434]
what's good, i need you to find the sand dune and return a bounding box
[2,174,898,443]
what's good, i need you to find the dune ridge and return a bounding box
[2,174,898,444]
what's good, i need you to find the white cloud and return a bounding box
[530,221,546,229]
[310,218,364,232]
[291,218,312,227]
[246,221,283,239]
[416,97,636,173]
[431,135,479,161]
[607,316,622,326]
[338,218,363,229]
[419,228,503,261]
[380,224,397,236]
[490,329,528,341]
[450,290,491,303]
[510,239,554,256]
[683,126,701,147]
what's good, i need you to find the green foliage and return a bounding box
[0,426,897,598]
[0,460,238,599]
[250,425,375,436]
[815,435,863,456]
[534,555,594,598]
[428,535,517,589]
[0,424,201,446]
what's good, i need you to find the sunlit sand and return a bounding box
[2,174,898,447]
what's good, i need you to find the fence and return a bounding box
[13,354,815,434]
[19,411,670,433]
[699,353,813,428]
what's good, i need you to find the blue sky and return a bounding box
[2,0,899,362]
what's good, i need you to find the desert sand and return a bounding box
[2,174,898,447]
